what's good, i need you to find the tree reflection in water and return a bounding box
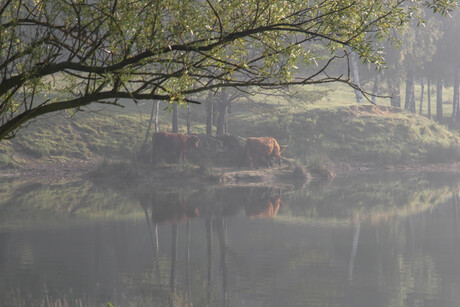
[3,174,460,306]
[139,187,283,306]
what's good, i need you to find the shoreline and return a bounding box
[4,158,460,186]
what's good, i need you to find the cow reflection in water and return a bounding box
[141,187,284,225]
[245,188,284,219]
[150,195,199,224]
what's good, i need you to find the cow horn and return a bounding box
[280,134,293,147]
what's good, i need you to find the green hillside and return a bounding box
[1,84,460,170]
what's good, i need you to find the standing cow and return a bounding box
[152,132,199,164]
[244,137,286,169]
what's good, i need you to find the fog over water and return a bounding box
[1,173,460,306]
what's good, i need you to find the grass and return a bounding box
[0,111,146,168]
[2,82,460,169]
[229,103,460,165]
[227,83,460,165]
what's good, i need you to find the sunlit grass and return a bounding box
[2,81,460,168]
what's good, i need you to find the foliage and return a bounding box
[0,0,456,139]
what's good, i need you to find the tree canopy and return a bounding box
[0,0,456,140]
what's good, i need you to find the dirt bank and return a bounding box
[4,155,460,188]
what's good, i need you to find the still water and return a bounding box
[1,173,460,306]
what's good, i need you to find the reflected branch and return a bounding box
[206,218,213,305]
[169,223,178,306]
[348,221,361,282]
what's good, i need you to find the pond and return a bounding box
[1,172,460,306]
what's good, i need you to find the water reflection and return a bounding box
[139,187,284,225]
[1,173,460,306]
[138,187,283,306]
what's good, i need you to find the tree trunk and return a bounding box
[213,101,218,127]
[206,100,213,136]
[437,76,443,122]
[144,101,156,145]
[350,50,363,104]
[388,77,401,107]
[154,101,160,132]
[452,65,460,125]
[372,73,380,104]
[427,79,431,120]
[419,78,424,116]
[404,69,415,113]
[186,104,191,135]
[410,81,416,113]
[217,101,229,137]
[172,103,178,133]
[225,103,231,134]
[457,76,460,122]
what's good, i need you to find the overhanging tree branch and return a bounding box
[0,0,456,140]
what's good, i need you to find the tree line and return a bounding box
[350,7,460,126]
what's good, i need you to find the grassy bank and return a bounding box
[1,83,460,170]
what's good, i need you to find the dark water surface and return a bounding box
[2,173,460,306]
